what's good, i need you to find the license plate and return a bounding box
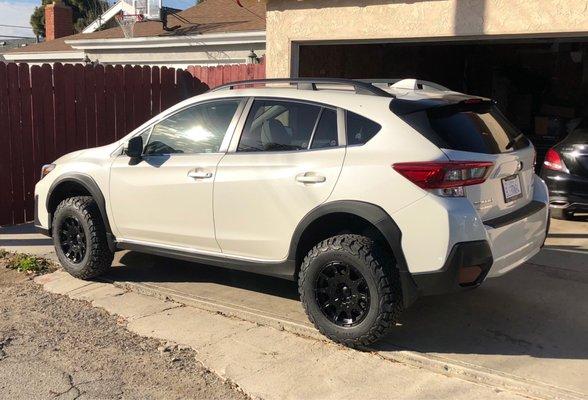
[501,174,523,203]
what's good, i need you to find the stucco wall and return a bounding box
[266,0,588,77]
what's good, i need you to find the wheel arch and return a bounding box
[289,201,418,306]
[46,173,116,251]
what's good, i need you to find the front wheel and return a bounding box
[298,234,403,347]
[53,196,114,279]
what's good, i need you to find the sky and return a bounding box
[0,0,196,39]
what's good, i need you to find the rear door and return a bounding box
[404,100,535,221]
[213,98,345,261]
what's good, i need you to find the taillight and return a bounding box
[392,161,494,190]
[543,148,566,171]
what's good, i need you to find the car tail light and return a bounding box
[392,161,494,190]
[543,148,566,171]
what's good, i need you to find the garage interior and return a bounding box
[298,38,588,165]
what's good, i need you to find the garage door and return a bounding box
[298,39,588,165]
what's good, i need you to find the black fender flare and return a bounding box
[46,173,117,252]
[288,200,418,306]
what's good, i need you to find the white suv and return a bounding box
[34,78,549,347]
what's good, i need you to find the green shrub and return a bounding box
[8,254,50,274]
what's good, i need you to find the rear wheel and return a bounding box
[298,234,403,347]
[53,196,114,279]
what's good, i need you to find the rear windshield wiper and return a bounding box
[506,133,526,150]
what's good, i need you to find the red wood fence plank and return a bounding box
[0,63,13,225]
[94,65,107,146]
[63,64,77,152]
[73,64,87,150]
[53,63,67,157]
[40,64,56,164]
[7,63,24,224]
[123,65,135,136]
[84,65,97,148]
[151,66,160,115]
[114,65,125,139]
[104,65,117,143]
[30,65,46,197]
[18,64,35,220]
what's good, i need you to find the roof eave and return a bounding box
[3,51,85,62]
[66,30,266,50]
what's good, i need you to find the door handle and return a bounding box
[296,172,326,184]
[188,169,213,179]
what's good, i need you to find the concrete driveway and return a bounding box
[1,217,587,399]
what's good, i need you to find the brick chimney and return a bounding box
[45,0,73,41]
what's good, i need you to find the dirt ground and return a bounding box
[0,266,249,400]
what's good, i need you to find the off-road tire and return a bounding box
[298,234,403,347]
[550,207,572,220]
[53,196,114,279]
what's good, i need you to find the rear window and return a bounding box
[403,103,529,154]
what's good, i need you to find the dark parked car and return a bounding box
[540,126,588,219]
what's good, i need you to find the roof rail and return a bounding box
[360,79,451,92]
[211,78,394,98]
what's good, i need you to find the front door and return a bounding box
[214,98,346,260]
[109,98,243,252]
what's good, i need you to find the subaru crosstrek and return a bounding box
[34,78,550,347]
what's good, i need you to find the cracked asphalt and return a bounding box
[0,266,249,400]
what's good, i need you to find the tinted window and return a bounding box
[311,109,338,149]
[144,100,240,155]
[238,100,321,152]
[346,112,381,145]
[403,103,529,154]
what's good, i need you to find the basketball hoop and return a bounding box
[115,13,143,39]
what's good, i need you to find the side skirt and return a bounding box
[116,241,297,281]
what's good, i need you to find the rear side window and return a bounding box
[403,103,529,154]
[346,112,381,145]
[238,99,336,152]
[310,109,338,149]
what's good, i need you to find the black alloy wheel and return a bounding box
[315,261,371,327]
[59,216,87,264]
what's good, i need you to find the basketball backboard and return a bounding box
[122,0,162,21]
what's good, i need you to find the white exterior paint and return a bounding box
[34,84,549,279]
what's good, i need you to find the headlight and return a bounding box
[40,164,56,179]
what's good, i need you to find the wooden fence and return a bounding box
[0,62,206,226]
[186,57,266,88]
[0,59,266,226]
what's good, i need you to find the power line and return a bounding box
[0,24,33,30]
[0,35,36,39]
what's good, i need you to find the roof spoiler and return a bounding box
[390,97,494,116]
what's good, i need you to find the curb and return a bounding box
[108,278,585,400]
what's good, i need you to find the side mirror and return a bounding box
[126,136,143,158]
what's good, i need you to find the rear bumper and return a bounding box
[411,240,493,296]
[412,175,549,296]
[541,169,588,212]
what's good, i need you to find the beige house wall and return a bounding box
[266,0,588,77]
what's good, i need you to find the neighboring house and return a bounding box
[0,39,38,62]
[264,0,588,158]
[4,0,266,68]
